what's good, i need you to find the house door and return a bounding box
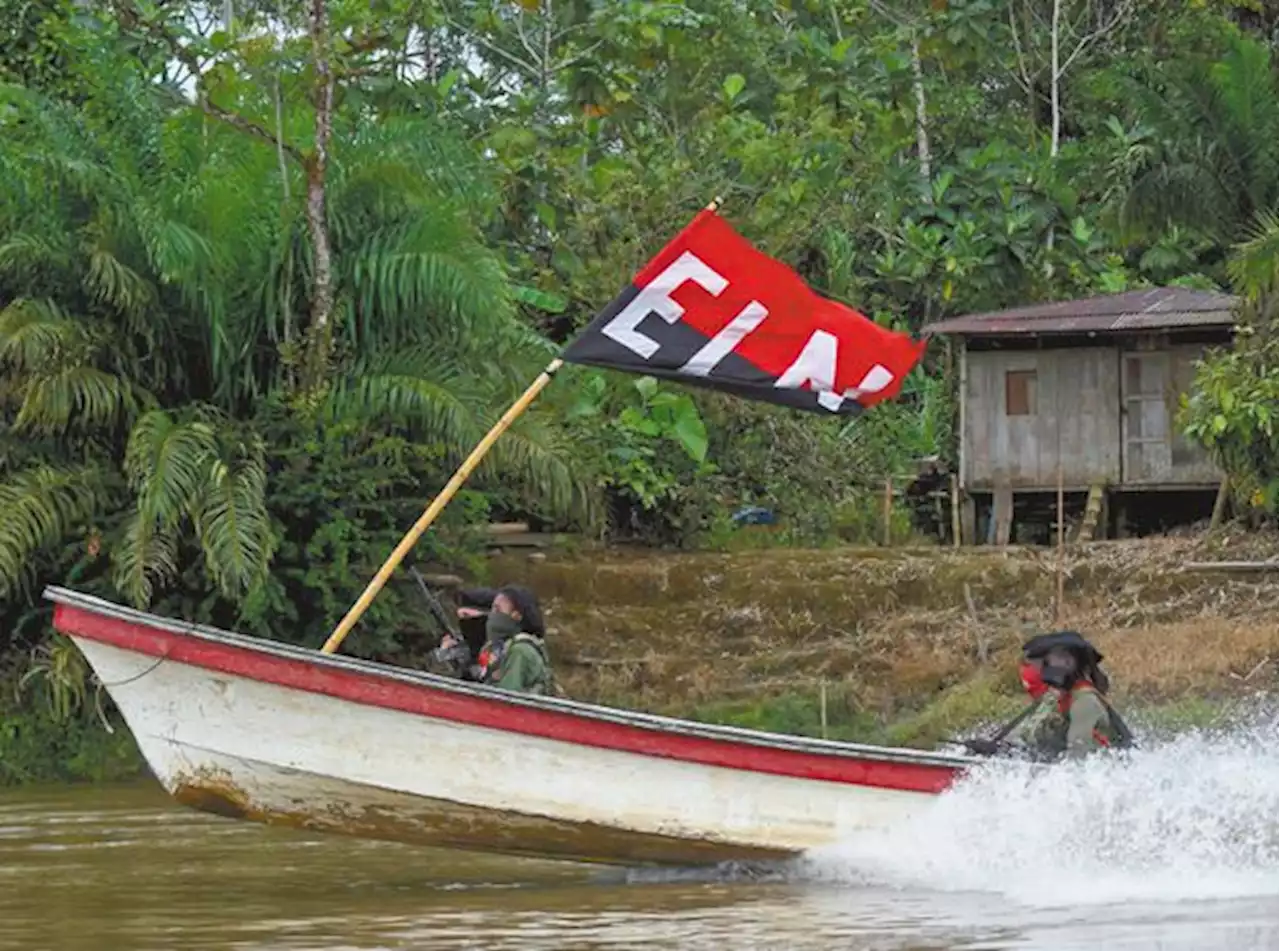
[1121,352,1172,483]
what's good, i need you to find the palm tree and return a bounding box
[0,75,595,614]
[1111,34,1278,248]
[1100,32,1277,512]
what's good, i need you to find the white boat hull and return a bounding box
[51,588,973,866]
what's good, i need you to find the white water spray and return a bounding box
[801,720,1280,908]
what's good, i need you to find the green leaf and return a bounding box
[671,404,708,463]
[534,202,557,232]
[437,68,460,98]
[619,406,660,437]
[722,73,746,100]
[511,285,568,313]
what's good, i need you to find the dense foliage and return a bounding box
[0,0,1276,757]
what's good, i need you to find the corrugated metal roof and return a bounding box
[921,288,1239,336]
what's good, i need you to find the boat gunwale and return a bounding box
[44,585,975,771]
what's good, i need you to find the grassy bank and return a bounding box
[492,528,1279,747]
[3,530,1275,785]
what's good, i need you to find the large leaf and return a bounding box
[670,401,709,463]
[0,465,110,600]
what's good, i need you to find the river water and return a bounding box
[1,725,1276,951]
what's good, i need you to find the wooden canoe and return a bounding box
[46,585,975,867]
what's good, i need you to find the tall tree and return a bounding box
[1112,33,1279,247]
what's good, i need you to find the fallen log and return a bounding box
[485,532,556,549]
[415,572,464,588]
[484,522,531,536]
[1180,560,1279,574]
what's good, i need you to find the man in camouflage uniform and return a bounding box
[965,631,1132,761]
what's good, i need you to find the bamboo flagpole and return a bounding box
[320,197,726,656]
[320,359,562,654]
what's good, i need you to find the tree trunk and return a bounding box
[910,35,932,200]
[1050,0,1062,158]
[301,0,335,395]
[274,0,290,203]
[1045,0,1062,251]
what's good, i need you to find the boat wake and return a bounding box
[799,712,1280,908]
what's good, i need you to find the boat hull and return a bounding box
[50,588,973,866]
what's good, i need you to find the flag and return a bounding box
[560,209,927,415]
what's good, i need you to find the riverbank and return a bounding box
[491,527,1278,747]
[2,529,1275,785]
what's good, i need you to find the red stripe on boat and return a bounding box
[54,604,959,795]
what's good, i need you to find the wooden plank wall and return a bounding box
[964,347,1120,489]
[964,341,1222,490]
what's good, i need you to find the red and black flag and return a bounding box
[561,208,926,415]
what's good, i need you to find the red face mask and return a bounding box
[1020,661,1048,698]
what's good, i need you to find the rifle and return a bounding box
[409,565,459,638]
[957,698,1043,756]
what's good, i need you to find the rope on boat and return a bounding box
[90,650,174,734]
[96,651,170,688]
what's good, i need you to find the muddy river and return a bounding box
[1,745,1276,951]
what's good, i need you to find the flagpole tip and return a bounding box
[706,196,724,212]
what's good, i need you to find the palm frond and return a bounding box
[322,348,596,524]
[1209,38,1280,210]
[322,348,489,445]
[116,408,275,606]
[1228,212,1280,301]
[0,298,86,372]
[1115,35,1278,243]
[123,409,222,515]
[192,432,275,601]
[113,516,181,609]
[0,464,109,601]
[0,108,120,207]
[118,409,216,606]
[1122,154,1236,243]
[326,114,514,357]
[14,366,138,434]
[347,218,512,341]
[0,232,76,283]
[332,114,501,219]
[486,411,601,527]
[82,245,156,317]
[141,216,218,287]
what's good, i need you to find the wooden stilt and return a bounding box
[1055,465,1065,624]
[950,473,961,547]
[1209,477,1230,531]
[882,477,893,546]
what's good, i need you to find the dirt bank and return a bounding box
[488,529,1278,747]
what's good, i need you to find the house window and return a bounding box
[1005,370,1037,416]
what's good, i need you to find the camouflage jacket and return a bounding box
[1011,686,1118,761]
[494,633,553,696]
